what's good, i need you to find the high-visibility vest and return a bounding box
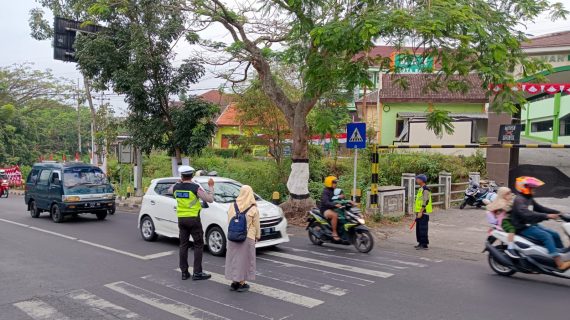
[174,183,201,218]
[415,187,433,214]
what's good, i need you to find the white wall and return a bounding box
[396,121,485,156]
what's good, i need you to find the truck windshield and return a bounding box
[63,167,112,194]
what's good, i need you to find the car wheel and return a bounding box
[108,207,116,215]
[51,204,64,223]
[96,211,107,220]
[140,216,158,241]
[29,200,40,218]
[207,226,226,257]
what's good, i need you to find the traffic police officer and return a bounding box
[414,174,432,250]
[172,165,215,280]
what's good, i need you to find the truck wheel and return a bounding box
[96,211,107,221]
[29,200,41,218]
[51,204,64,223]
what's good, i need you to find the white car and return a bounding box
[137,176,289,256]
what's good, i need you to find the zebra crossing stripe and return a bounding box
[176,268,323,308]
[13,299,71,320]
[262,251,394,278]
[66,289,145,319]
[105,281,229,320]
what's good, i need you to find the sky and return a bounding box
[2,0,570,114]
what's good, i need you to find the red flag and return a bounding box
[62,154,67,161]
[49,154,53,161]
[75,152,80,162]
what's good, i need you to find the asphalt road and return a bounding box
[0,196,568,320]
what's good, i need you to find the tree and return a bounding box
[307,94,352,158]
[73,0,217,163]
[235,78,292,165]
[173,0,566,213]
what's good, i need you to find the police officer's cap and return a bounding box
[178,165,195,176]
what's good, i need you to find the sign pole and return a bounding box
[353,147,358,202]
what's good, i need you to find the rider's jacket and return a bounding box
[511,194,558,231]
[320,187,336,214]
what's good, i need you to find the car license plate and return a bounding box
[262,227,275,235]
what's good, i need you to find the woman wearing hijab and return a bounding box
[485,187,517,258]
[225,185,260,292]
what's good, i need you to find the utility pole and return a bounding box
[77,79,82,154]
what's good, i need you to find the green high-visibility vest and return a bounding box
[415,187,432,214]
[174,183,201,218]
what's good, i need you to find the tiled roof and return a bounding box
[522,31,570,49]
[215,103,258,127]
[199,90,234,106]
[356,74,487,103]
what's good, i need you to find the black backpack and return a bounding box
[227,202,253,242]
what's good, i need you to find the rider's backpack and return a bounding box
[227,202,253,242]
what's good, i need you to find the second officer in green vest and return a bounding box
[172,166,215,280]
[414,174,432,250]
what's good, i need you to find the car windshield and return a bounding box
[200,181,262,203]
[63,167,112,194]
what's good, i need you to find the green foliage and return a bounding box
[426,110,454,138]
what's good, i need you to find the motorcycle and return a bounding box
[460,181,497,209]
[306,202,374,253]
[484,214,570,279]
[0,171,9,198]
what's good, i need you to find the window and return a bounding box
[37,170,52,185]
[63,167,108,188]
[50,171,61,184]
[396,120,405,137]
[155,182,175,197]
[521,123,526,133]
[531,120,553,132]
[27,169,40,183]
[562,119,570,136]
[200,182,261,203]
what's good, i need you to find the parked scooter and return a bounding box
[306,196,374,253]
[0,170,9,198]
[460,180,497,209]
[484,214,570,279]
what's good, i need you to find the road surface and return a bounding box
[0,196,568,320]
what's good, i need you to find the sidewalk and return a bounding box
[377,197,570,261]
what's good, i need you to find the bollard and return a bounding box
[369,144,378,208]
[271,191,280,205]
[351,188,362,207]
[127,185,132,198]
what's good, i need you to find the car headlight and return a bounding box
[63,195,81,202]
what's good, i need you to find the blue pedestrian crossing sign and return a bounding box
[346,122,366,149]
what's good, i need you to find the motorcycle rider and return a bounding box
[511,176,570,271]
[321,176,342,241]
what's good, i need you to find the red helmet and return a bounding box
[515,176,544,195]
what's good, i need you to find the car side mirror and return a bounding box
[201,200,209,208]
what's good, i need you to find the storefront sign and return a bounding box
[498,124,521,143]
[533,54,570,63]
[391,53,434,73]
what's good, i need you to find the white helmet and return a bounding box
[178,165,195,176]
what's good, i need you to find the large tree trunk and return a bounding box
[281,111,314,217]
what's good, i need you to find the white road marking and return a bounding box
[176,268,323,308]
[78,240,147,260]
[142,274,275,320]
[283,247,409,270]
[66,289,144,319]
[0,218,29,227]
[263,251,394,278]
[142,250,175,260]
[0,218,171,261]
[13,299,71,320]
[28,227,78,240]
[255,268,348,296]
[257,257,374,286]
[105,281,228,320]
